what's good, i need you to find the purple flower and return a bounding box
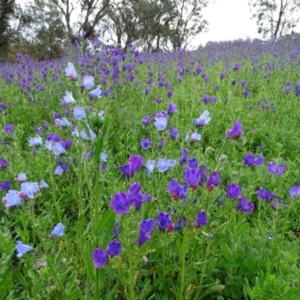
[167,91,173,98]
[142,116,150,125]
[119,155,144,178]
[231,79,237,85]
[140,219,156,235]
[243,90,251,97]
[233,63,240,71]
[159,139,165,149]
[106,241,122,257]
[16,241,33,258]
[49,223,65,238]
[184,168,202,190]
[289,184,300,198]
[188,158,198,169]
[227,121,244,139]
[2,190,22,209]
[207,171,221,191]
[138,219,156,246]
[157,212,172,230]
[34,126,43,132]
[92,248,108,268]
[127,182,143,209]
[180,149,189,164]
[138,230,151,246]
[0,181,10,191]
[220,73,225,80]
[113,221,119,239]
[244,153,264,166]
[267,161,286,176]
[284,86,292,94]
[82,76,94,89]
[237,196,254,214]
[226,183,242,199]
[167,178,182,200]
[140,138,151,150]
[167,102,177,114]
[169,127,179,139]
[110,192,130,215]
[4,124,14,135]
[195,210,207,228]
[241,80,247,87]
[0,158,8,168]
[257,187,277,201]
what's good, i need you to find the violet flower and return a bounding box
[227,121,244,139]
[236,196,254,214]
[226,183,242,199]
[267,161,286,176]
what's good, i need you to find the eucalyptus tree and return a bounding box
[248,0,300,39]
[47,0,110,42]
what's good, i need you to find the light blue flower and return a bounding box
[17,172,27,182]
[63,91,76,104]
[100,151,107,162]
[40,179,49,188]
[16,241,33,258]
[73,106,86,119]
[146,160,156,174]
[55,117,70,127]
[90,85,102,99]
[65,63,78,80]
[49,223,65,238]
[29,136,43,147]
[21,182,39,199]
[190,133,201,142]
[52,142,66,155]
[82,76,94,89]
[3,190,22,208]
[157,158,169,172]
[80,127,96,141]
[54,165,63,176]
[45,140,53,151]
[154,117,168,131]
[193,110,211,126]
[168,159,176,167]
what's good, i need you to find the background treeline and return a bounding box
[1,0,300,62]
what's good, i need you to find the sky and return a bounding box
[16,0,261,47]
[198,0,259,46]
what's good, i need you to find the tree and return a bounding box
[0,0,15,61]
[248,0,300,40]
[49,0,110,43]
[168,0,209,50]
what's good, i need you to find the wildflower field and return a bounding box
[1,37,300,300]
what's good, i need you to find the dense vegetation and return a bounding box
[0,36,300,299]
